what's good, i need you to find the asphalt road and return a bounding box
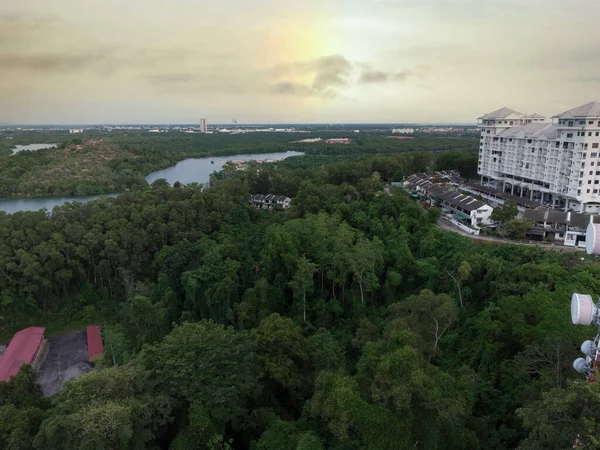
[37,330,93,396]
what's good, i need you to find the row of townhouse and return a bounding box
[402,173,494,227]
[522,207,599,248]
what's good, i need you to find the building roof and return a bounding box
[439,191,487,212]
[479,107,524,120]
[0,327,45,381]
[250,194,290,203]
[86,325,103,362]
[527,113,546,119]
[523,207,600,230]
[553,101,600,119]
[463,182,540,209]
[523,207,549,223]
[497,123,558,139]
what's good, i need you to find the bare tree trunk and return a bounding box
[359,280,364,303]
[303,290,306,323]
[445,269,463,308]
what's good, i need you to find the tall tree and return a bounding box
[288,256,317,323]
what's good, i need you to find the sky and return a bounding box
[2,0,600,124]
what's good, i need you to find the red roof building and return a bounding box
[86,325,103,361]
[0,327,46,381]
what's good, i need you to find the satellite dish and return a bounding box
[586,223,600,255]
[571,293,598,326]
[573,357,590,374]
[581,339,597,358]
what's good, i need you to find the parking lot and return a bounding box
[37,330,93,396]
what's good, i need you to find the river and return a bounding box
[0,151,303,214]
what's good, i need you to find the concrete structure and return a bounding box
[200,118,208,133]
[69,129,83,134]
[478,102,600,214]
[250,194,291,210]
[392,128,415,134]
[0,327,47,381]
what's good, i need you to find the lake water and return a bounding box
[11,143,57,155]
[0,195,118,215]
[0,151,303,214]
[145,151,304,185]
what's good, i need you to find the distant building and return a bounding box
[392,128,415,134]
[200,118,208,133]
[250,194,291,210]
[69,129,83,134]
[0,327,47,381]
[325,138,351,145]
[478,101,600,213]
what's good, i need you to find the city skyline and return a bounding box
[2,0,600,124]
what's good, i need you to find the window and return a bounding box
[527,139,532,144]
[569,121,575,126]
[567,133,573,138]
[593,144,599,149]
[578,190,581,195]
[597,132,600,136]
[590,171,593,175]
[595,180,599,185]
[593,162,596,166]
[510,121,514,125]
[580,120,586,125]
[588,180,592,184]
[579,181,583,186]
[590,132,593,137]
[595,189,598,194]
[581,171,584,177]
[585,144,589,149]
[588,189,591,193]
[487,130,490,134]
[596,171,600,175]
[590,121,595,125]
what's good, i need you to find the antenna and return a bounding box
[570,292,600,382]
[570,293,600,447]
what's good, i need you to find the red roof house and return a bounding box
[0,327,46,381]
[86,325,103,361]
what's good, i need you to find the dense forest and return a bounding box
[0,131,478,197]
[0,152,597,449]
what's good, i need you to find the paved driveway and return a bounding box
[37,330,93,396]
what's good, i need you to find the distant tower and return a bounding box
[200,118,208,133]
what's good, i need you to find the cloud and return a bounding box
[358,69,412,84]
[0,54,101,72]
[270,54,352,98]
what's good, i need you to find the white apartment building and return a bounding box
[478,102,600,213]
